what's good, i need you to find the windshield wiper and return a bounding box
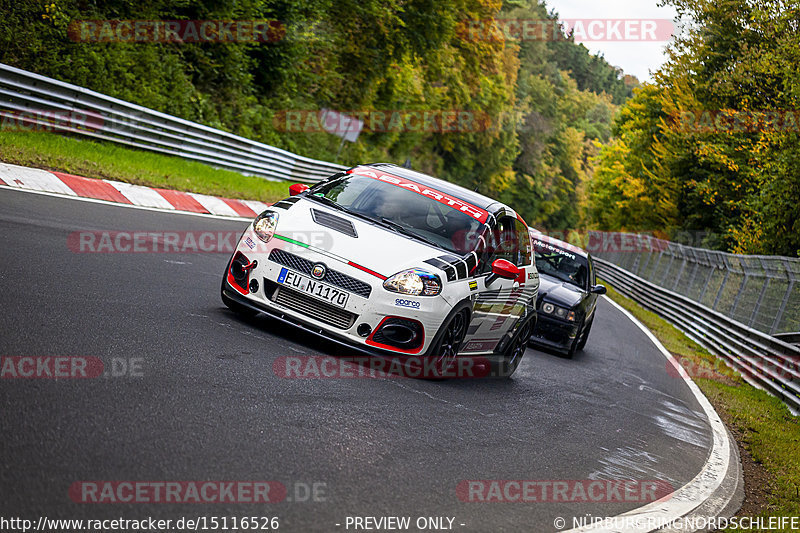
[378,217,445,250]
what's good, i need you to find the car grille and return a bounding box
[268,249,372,298]
[266,280,358,330]
[310,208,358,238]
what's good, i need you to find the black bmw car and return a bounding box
[528,230,606,357]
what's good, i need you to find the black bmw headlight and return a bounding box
[540,301,576,322]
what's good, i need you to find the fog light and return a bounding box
[357,323,372,337]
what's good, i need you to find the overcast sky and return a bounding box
[544,0,679,82]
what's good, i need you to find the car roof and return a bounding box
[529,228,590,259]
[361,163,504,212]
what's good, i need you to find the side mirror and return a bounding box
[289,183,310,196]
[486,259,520,285]
[591,284,607,295]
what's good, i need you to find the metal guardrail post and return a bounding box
[639,242,653,275]
[672,255,688,292]
[661,252,676,286]
[650,249,665,283]
[713,260,731,311]
[730,274,749,317]
[772,274,795,334]
[750,277,770,328]
[699,264,714,303]
[686,251,700,297]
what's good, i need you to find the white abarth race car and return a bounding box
[221,164,539,377]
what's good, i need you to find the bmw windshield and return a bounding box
[532,238,590,290]
[308,174,485,255]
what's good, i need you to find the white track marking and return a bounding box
[105,180,175,209]
[0,185,252,222]
[188,192,240,217]
[242,199,271,215]
[563,296,734,533]
[0,163,77,196]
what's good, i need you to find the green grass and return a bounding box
[601,280,800,529]
[0,129,290,203]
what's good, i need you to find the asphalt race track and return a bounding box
[1,188,716,532]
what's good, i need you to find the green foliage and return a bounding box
[0,0,634,231]
[591,0,800,256]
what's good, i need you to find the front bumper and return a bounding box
[223,283,403,358]
[529,313,580,351]
[224,231,453,356]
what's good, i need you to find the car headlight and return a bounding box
[383,269,442,296]
[253,211,279,242]
[540,301,577,322]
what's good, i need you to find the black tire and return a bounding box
[491,313,536,378]
[565,318,585,358]
[422,308,469,379]
[576,318,593,351]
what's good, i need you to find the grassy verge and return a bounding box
[601,280,800,529]
[0,129,290,203]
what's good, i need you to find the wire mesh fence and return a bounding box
[587,231,800,336]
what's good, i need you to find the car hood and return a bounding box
[272,198,457,277]
[538,274,586,308]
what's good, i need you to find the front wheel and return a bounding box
[576,318,593,351]
[421,309,469,379]
[491,313,536,378]
[566,318,586,358]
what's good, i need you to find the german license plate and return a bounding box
[277,268,349,308]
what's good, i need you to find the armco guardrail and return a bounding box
[596,258,800,413]
[590,232,800,335]
[0,63,345,183]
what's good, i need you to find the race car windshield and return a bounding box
[533,240,590,290]
[309,174,485,254]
